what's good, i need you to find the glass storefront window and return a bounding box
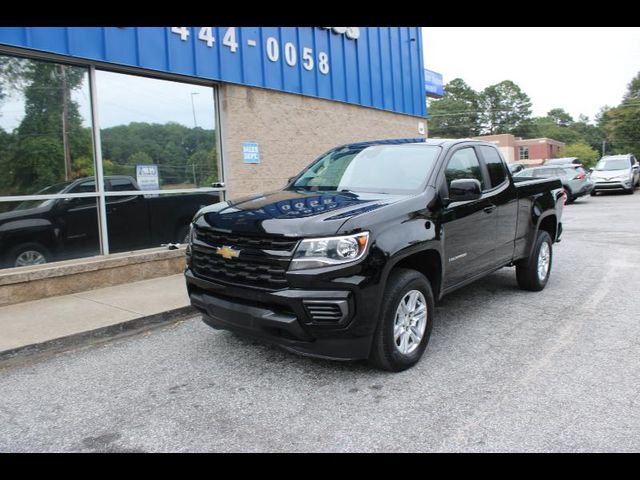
[95,70,220,190]
[105,190,221,253]
[0,197,100,268]
[0,51,223,271]
[0,55,95,197]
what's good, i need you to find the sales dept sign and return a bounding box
[136,164,160,190]
[242,142,260,164]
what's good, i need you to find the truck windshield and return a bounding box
[595,159,629,171]
[12,182,73,211]
[290,144,441,194]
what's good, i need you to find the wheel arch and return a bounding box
[381,245,444,301]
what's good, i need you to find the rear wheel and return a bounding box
[516,230,553,291]
[590,190,597,196]
[369,268,434,372]
[7,242,51,268]
[563,187,573,204]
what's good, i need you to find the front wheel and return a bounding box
[369,268,435,372]
[516,230,553,291]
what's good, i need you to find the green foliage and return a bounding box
[558,143,599,168]
[599,72,640,158]
[11,136,64,193]
[480,80,532,135]
[128,151,153,166]
[101,123,217,188]
[427,78,482,137]
[187,149,218,187]
[71,156,95,179]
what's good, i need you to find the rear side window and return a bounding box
[109,178,137,191]
[445,148,485,190]
[479,146,507,188]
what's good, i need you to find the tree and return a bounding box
[480,80,532,135]
[599,72,640,158]
[546,108,574,127]
[7,60,93,193]
[558,143,599,168]
[427,78,482,138]
[187,149,218,187]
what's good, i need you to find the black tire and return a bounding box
[368,268,435,372]
[590,190,597,196]
[563,187,573,204]
[516,230,553,292]
[627,186,635,195]
[6,242,51,268]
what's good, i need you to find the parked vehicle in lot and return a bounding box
[545,157,582,166]
[590,154,639,195]
[515,165,594,204]
[185,138,564,371]
[0,176,218,268]
[508,163,527,175]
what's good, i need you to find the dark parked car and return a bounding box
[515,165,593,204]
[185,138,564,371]
[0,176,219,268]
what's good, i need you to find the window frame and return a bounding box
[476,145,509,191]
[519,145,529,160]
[442,145,489,197]
[0,45,227,264]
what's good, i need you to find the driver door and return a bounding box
[440,146,498,289]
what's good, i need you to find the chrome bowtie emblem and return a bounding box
[216,245,241,259]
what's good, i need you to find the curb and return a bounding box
[0,305,198,368]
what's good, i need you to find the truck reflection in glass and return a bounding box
[0,176,219,268]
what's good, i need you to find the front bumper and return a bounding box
[185,269,376,360]
[592,180,632,191]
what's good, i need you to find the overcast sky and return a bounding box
[422,27,640,122]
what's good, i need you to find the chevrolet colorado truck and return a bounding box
[185,139,564,371]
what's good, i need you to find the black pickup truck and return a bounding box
[0,175,218,268]
[185,139,564,371]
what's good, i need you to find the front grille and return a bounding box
[191,250,289,290]
[195,229,298,251]
[304,301,347,323]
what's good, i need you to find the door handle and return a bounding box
[483,205,497,214]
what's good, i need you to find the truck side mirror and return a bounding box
[448,179,482,203]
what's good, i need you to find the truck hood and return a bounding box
[195,190,408,237]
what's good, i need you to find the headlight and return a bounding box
[290,232,370,270]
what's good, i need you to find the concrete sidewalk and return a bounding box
[0,274,194,360]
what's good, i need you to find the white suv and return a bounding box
[590,154,639,195]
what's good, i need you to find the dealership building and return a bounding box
[0,27,433,304]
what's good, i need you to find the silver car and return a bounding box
[515,165,594,204]
[590,154,640,195]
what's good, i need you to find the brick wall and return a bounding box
[220,84,426,199]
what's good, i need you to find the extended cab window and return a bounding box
[479,146,507,188]
[445,148,485,190]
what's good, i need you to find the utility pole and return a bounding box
[60,65,72,181]
[602,140,606,157]
[190,92,199,128]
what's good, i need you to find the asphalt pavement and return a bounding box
[1,190,639,452]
